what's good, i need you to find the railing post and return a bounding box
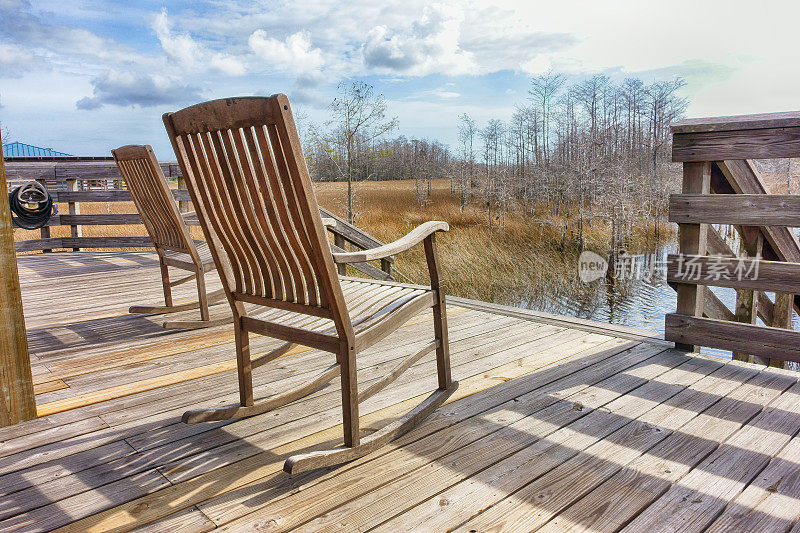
[0,132,36,427]
[674,161,710,352]
[35,177,52,253]
[772,293,794,368]
[381,258,392,278]
[66,178,81,252]
[733,227,764,363]
[177,176,189,214]
[333,233,347,276]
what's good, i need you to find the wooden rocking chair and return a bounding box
[112,145,229,329]
[162,94,458,474]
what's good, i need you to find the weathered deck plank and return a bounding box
[225,346,687,532]
[534,364,786,532]
[1,251,797,533]
[54,337,633,532]
[0,314,528,515]
[705,431,800,532]
[382,354,761,533]
[620,376,800,532]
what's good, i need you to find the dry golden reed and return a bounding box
[314,179,673,305]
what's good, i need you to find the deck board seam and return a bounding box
[618,371,800,532]
[187,339,654,527]
[0,314,551,498]
[32,308,475,416]
[6,311,504,456]
[440,355,730,533]
[21,334,596,528]
[205,344,679,531]
[592,371,780,531]
[10,311,504,446]
[151,324,580,480]
[448,295,670,346]
[316,348,711,533]
[31,309,502,421]
[695,374,800,532]
[524,360,779,533]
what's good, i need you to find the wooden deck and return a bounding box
[4,251,800,532]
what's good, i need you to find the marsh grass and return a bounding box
[314,179,675,306]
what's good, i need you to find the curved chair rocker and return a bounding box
[112,145,229,329]
[163,94,458,474]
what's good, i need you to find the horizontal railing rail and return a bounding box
[666,112,800,368]
[8,160,393,280]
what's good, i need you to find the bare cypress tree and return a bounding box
[457,113,477,210]
[481,120,503,229]
[645,78,687,185]
[327,80,398,223]
[301,73,687,247]
[529,71,565,165]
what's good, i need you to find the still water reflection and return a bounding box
[522,245,800,361]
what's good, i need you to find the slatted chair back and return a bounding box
[112,145,197,258]
[162,95,352,337]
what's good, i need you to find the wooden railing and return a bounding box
[6,160,394,280]
[666,112,800,367]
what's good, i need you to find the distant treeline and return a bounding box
[307,136,452,184]
[304,74,687,247]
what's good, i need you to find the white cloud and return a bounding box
[153,8,203,68]
[0,0,143,68]
[4,0,800,154]
[0,43,38,77]
[153,8,246,76]
[362,3,475,76]
[521,55,552,76]
[209,54,247,76]
[248,30,324,75]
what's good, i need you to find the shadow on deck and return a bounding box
[2,251,800,532]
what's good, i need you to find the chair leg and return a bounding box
[159,258,173,307]
[235,314,254,407]
[196,266,210,322]
[283,325,458,475]
[339,343,360,448]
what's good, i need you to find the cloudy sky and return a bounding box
[0,0,798,157]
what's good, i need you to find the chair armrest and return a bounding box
[332,221,448,263]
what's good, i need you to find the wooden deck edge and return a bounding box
[447,296,671,346]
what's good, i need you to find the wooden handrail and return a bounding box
[671,111,800,161]
[667,112,800,368]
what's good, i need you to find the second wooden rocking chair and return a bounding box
[163,94,458,474]
[112,145,229,329]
